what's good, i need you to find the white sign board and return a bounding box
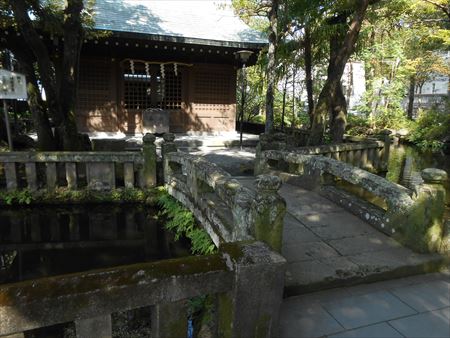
[0,69,27,100]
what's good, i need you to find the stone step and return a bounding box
[284,252,449,297]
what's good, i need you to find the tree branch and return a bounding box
[10,0,60,117]
[421,0,450,19]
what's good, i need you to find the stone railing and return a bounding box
[163,149,286,252]
[256,131,391,174]
[0,241,285,338]
[256,149,448,253]
[0,133,287,338]
[0,134,158,191]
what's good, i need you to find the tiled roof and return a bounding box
[93,0,267,47]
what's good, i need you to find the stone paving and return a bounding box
[235,176,446,295]
[278,271,450,338]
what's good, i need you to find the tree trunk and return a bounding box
[291,66,296,129]
[11,0,83,150]
[281,72,288,130]
[265,0,278,134]
[304,25,314,126]
[407,76,416,119]
[11,0,61,123]
[6,37,56,150]
[308,0,371,145]
[330,83,347,143]
[58,0,84,150]
[19,60,56,150]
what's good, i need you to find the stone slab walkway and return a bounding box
[278,271,450,338]
[236,176,446,295]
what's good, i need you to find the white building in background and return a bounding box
[412,51,449,114]
[341,62,366,112]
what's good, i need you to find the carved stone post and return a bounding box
[250,175,286,252]
[161,133,177,161]
[142,133,157,188]
[254,133,271,175]
[255,133,287,175]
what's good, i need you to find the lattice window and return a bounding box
[123,63,182,110]
[77,61,111,112]
[162,70,182,110]
[194,72,230,104]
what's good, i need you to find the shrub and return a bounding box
[408,109,450,151]
[156,188,216,255]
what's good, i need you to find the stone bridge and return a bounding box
[0,132,448,337]
[164,132,448,296]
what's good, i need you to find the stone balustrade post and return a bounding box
[218,242,286,338]
[75,315,112,338]
[417,168,448,252]
[379,129,391,172]
[250,175,286,252]
[161,133,178,186]
[152,300,187,338]
[161,133,177,161]
[255,133,287,175]
[255,133,271,175]
[392,168,448,253]
[142,133,157,188]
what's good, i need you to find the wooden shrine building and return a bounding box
[76,0,266,134]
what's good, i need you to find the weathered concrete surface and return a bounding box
[235,177,448,296]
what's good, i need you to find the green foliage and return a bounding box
[156,188,216,256]
[0,187,155,205]
[346,113,371,136]
[372,108,411,130]
[0,189,32,205]
[408,109,450,151]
